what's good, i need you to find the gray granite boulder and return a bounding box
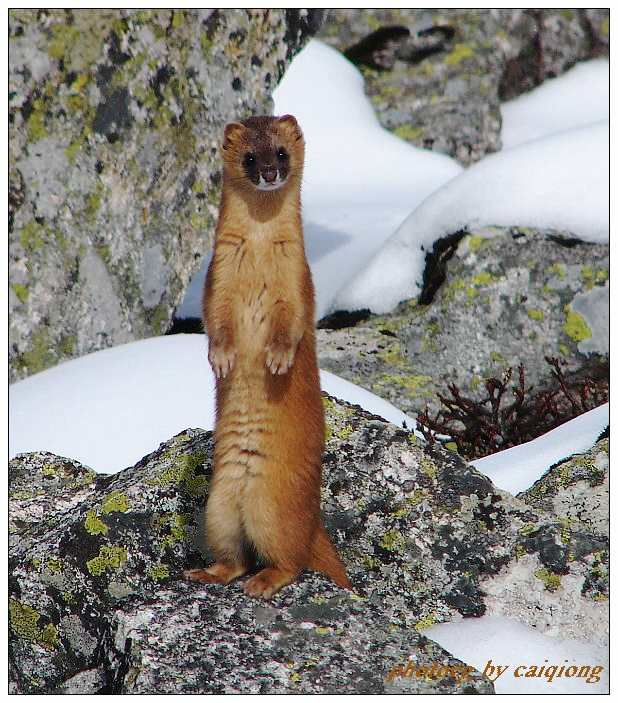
[9,8,324,381]
[317,227,608,418]
[319,9,609,165]
[9,395,606,692]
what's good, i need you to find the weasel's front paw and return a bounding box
[265,338,296,375]
[209,340,236,379]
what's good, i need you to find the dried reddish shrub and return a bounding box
[417,357,608,460]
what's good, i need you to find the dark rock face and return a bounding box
[9,9,324,381]
[9,396,605,693]
[317,227,608,418]
[319,9,609,165]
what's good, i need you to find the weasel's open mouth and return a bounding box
[255,175,287,191]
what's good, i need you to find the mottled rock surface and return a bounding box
[9,396,606,692]
[482,437,609,646]
[520,437,608,542]
[9,8,324,381]
[317,227,609,418]
[319,9,609,164]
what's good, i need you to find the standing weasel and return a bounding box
[184,115,351,599]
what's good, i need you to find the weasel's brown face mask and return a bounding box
[221,115,304,193]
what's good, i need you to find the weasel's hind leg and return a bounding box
[243,567,298,599]
[308,524,352,590]
[184,475,249,585]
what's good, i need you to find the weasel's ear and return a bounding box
[222,122,245,150]
[277,114,303,141]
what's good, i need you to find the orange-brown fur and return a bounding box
[183,115,351,599]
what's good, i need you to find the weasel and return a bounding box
[184,115,351,599]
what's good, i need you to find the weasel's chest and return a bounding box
[230,246,285,339]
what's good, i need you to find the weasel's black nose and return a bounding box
[261,168,277,183]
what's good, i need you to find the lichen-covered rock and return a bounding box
[519,437,608,538]
[480,437,609,646]
[9,396,606,692]
[317,227,608,418]
[319,9,609,165]
[9,8,324,381]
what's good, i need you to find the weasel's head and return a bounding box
[221,115,304,193]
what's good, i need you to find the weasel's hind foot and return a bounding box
[243,567,297,599]
[183,562,247,585]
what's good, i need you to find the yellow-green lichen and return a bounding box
[20,221,47,253]
[377,346,407,366]
[48,23,80,60]
[158,513,191,549]
[9,599,41,641]
[471,271,498,287]
[69,73,90,93]
[489,351,506,364]
[377,373,432,397]
[469,374,482,390]
[26,108,48,142]
[442,277,467,302]
[59,335,76,356]
[150,452,208,496]
[11,489,35,500]
[527,308,545,321]
[519,523,538,536]
[393,124,425,141]
[414,611,437,632]
[146,563,170,581]
[558,343,570,357]
[390,504,412,518]
[314,626,331,636]
[101,490,130,514]
[9,598,59,649]
[467,235,485,252]
[150,301,170,335]
[337,425,354,440]
[445,43,475,65]
[444,442,458,453]
[547,262,566,280]
[85,186,103,220]
[420,457,437,478]
[534,568,561,592]
[407,489,426,506]
[562,308,591,342]
[46,558,63,574]
[16,329,56,376]
[85,509,109,536]
[40,623,60,648]
[12,283,29,303]
[362,555,382,571]
[581,266,608,290]
[86,545,128,576]
[558,518,573,545]
[324,422,333,442]
[380,529,405,552]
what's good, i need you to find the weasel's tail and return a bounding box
[309,525,352,590]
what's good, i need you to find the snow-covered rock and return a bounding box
[319,226,608,418]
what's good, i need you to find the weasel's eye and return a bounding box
[276,148,288,161]
[243,153,256,167]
